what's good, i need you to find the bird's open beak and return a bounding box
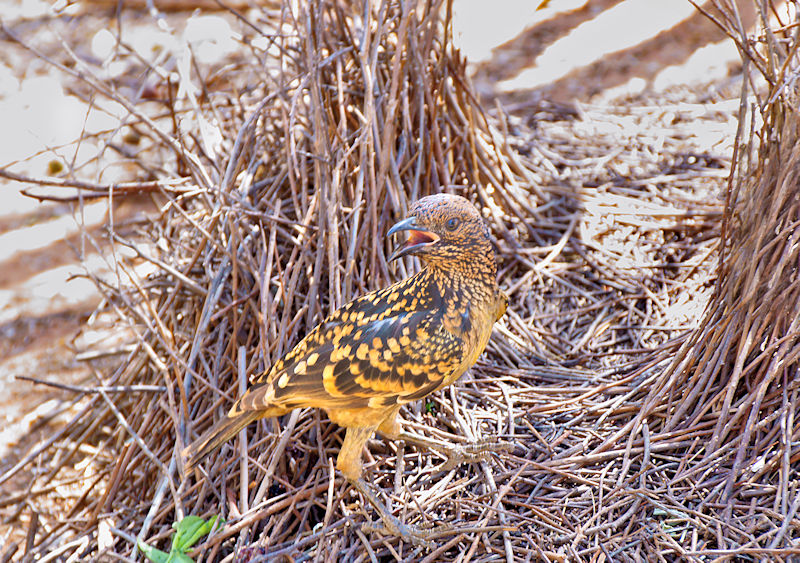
[387,216,440,261]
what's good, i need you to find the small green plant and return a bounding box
[138,515,222,563]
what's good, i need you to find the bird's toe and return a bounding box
[438,439,514,471]
[362,516,436,548]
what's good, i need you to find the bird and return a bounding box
[183,193,508,544]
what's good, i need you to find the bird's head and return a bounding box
[387,194,493,268]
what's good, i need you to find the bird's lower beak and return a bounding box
[387,216,440,261]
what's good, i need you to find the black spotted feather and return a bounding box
[235,270,464,413]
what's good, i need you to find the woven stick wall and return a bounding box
[612,0,800,546]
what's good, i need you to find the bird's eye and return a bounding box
[445,217,459,231]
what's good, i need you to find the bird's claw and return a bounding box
[351,476,442,548]
[437,439,514,471]
[362,516,436,548]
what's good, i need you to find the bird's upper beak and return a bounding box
[387,216,440,261]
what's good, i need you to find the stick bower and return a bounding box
[5,0,792,561]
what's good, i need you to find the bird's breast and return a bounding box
[439,293,500,388]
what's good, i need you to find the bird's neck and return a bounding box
[418,256,499,340]
[423,252,498,303]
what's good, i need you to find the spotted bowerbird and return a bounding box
[183,193,509,544]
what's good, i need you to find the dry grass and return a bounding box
[0,0,797,561]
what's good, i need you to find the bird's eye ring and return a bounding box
[445,217,459,231]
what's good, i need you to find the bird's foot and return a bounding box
[350,477,438,548]
[362,515,437,548]
[394,432,513,471]
[436,438,514,471]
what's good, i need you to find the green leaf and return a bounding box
[173,516,212,550]
[183,515,220,549]
[138,540,170,563]
[139,515,222,563]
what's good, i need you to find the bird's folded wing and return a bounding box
[232,304,464,415]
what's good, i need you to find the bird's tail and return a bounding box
[183,411,261,471]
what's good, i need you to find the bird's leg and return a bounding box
[377,416,512,471]
[337,426,433,547]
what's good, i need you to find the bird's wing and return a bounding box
[231,281,465,415]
